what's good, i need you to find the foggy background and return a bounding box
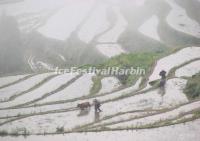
[0,0,200,75]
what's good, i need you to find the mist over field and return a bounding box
[0,0,200,141]
[0,0,200,75]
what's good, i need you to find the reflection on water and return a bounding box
[158,86,166,96]
[77,108,91,117]
[158,86,166,105]
[94,111,100,122]
[0,119,199,141]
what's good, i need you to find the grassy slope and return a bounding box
[184,73,200,100]
[82,48,170,86]
[100,49,172,85]
[89,75,103,95]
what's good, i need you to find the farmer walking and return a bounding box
[93,99,102,113]
[159,70,166,88]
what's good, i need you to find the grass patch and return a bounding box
[184,73,200,100]
[80,46,177,86]
[193,110,200,119]
[96,52,166,86]
[89,75,103,95]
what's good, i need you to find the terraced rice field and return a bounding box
[0,0,200,140]
[0,47,199,141]
[2,0,200,61]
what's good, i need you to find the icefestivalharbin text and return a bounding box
[54,67,146,76]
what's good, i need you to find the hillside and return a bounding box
[0,47,199,141]
[0,0,200,74]
[0,0,200,140]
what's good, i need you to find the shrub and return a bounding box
[184,73,200,99]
